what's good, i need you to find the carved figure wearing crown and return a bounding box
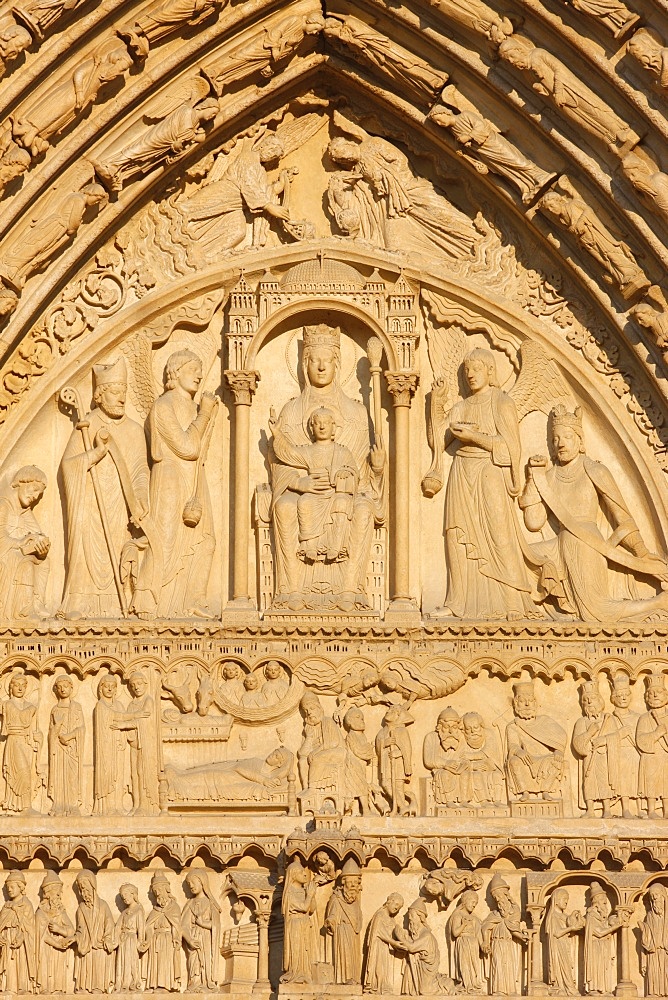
[269,324,385,613]
[58,358,150,619]
[521,404,668,622]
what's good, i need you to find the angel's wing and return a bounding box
[421,290,468,496]
[122,332,158,420]
[509,339,572,421]
[251,112,327,161]
[143,75,211,123]
[332,108,368,143]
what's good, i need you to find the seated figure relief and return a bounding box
[521,405,668,622]
[268,324,386,613]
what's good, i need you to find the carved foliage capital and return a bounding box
[225,369,260,405]
[385,370,419,407]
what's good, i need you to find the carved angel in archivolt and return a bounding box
[422,291,571,620]
[326,113,479,259]
[90,77,219,193]
[171,115,320,263]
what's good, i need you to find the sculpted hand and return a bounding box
[92,426,110,462]
[529,454,548,468]
[370,445,385,473]
[450,422,478,444]
[199,391,217,418]
[265,202,290,221]
[298,472,331,494]
[268,406,277,433]
[34,534,50,557]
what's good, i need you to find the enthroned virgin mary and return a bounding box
[269,324,385,612]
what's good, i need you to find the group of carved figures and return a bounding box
[0,860,666,996]
[4,349,219,621]
[7,661,668,821]
[280,862,668,999]
[5,321,668,625]
[0,867,224,994]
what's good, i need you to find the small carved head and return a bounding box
[648,884,667,913]
[300,692,323,725]
[463,348,499,392]
[164,349,202,395]
[407,899,428,936]
[127,670,148,698]
[222,661,242,680]
[327,137,361,169]
[303,325,341,389]
[627,28,663,71]
[11,465,46,509]
[497,34,535,70]
[0,25,31,62]
[8,672,27,698]
[53,675,73,701]
[644,674,668,710]
[343,706,366,733]
[552,887,569,911]
[93,357,127,416]
[512,681,537,720]
[462,712,485,748]
[308,407,336,442]
[258,133,284,165]
[40,870,63,903]
[386,892,404,916]
[436,706,462,747]
[459,889,478,913]
[97,674,117,700]
[581,682,604,718]
[4,870,25,899]
[610,672,631,708]
[264,660,284,681]
[244,672,261,692]
[120,883,138,906]
[75,871,97,905]
[550,404,585,463]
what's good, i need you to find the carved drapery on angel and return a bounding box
[324,15,449,103]
[119,0,224,60]
[627,27,668,87]
[90,77,219,193]
[268,324,386,613]
[13,40,133,157]
[422,296,571,620]
[327,117,479,259]
[497,34,638,153]
[429,86,555,204]
[203,11,325,93]
[171,117,319,263]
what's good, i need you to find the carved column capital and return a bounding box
[225,369,260,406]
[385,370,419,407]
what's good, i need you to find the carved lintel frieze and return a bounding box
[225,369,260,405]
[384,370,418,407]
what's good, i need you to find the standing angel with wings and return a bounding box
[422,292,571,621]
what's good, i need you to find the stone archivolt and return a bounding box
[0,0,665,997]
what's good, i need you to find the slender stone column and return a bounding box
[385,371,419,615]
[615,905,637,996]
[225,369,260,607]
[526,903,548,994]
[254,909,270,991]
